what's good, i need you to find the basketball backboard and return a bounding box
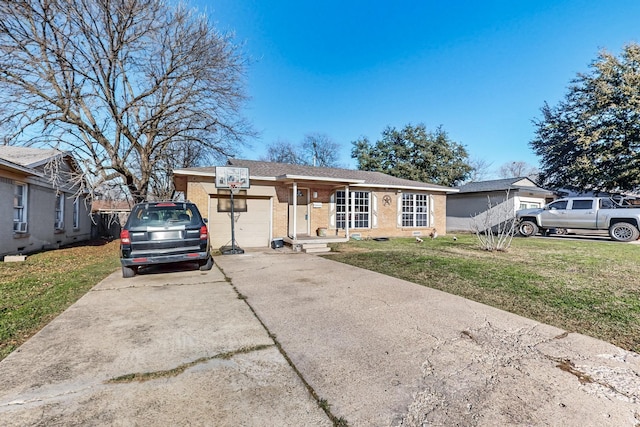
[215,166,250,189]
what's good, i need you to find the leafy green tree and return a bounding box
[351,124,472,186]
[531,43,640,193]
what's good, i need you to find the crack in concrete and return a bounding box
[398,321,640,426]
[105,344,274,384]
[92,280,227,291]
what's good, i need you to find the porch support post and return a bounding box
[345,185,350,239]
[292,182,298,240]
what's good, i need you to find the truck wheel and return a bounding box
[609,222,640,242]
[518,221,539,237]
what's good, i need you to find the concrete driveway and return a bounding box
[0,263,330,426]
[214,250,640,426]
[1,251,639,426]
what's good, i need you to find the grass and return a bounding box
[0,240,121,361]
[326,234,640,353]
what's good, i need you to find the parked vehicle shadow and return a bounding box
[135,261,204,276]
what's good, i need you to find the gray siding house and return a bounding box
[446,177,555,232]
[0,146,91,258]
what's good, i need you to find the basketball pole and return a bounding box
[230,188,237,253]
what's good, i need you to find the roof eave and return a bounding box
[276,174,365,184]
[0,158,42,177]
[351,183,457,192]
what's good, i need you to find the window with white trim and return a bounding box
[336,190,346,229]
[55,194,64,229]
[352,191,370,228]
[401,193,429,227]
[335,190,371,229]
[73,198,80,229]
[14,183,28,232]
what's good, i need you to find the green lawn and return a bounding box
[326,234,640,353]
[0,240,121,361]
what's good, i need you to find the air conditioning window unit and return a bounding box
[14,222,27,233]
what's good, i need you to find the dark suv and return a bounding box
[120,201,213,278]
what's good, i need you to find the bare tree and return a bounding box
[466,157,494,182]
[302,132,341,167]
[262,133,342,167]
[471,191,516,251]
[261,139,305,164]
[498,161,539,179]
[0,0,251,203]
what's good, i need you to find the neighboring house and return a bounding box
[0,146,91,258]
[446,177,555,233]
[173,159,457,250]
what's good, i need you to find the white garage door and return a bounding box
[209,198,271,248]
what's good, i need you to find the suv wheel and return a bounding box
[199,257,213,271]
[122,265,137,278]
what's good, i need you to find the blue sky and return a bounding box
[195,0,640,177]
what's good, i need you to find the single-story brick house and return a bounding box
[446,176,555,233]
[0,146,91,258]
[173,159,457,249]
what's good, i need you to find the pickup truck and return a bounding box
[516,197,640,242]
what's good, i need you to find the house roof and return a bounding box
[454,177,554,195]
[0,146,64,167]
[174,159,457,193]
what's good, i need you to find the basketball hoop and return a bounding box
[229,182,241,195]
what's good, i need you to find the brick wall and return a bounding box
[182,174,448,242]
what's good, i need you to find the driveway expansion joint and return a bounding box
[215,263,348,427]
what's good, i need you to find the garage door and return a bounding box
[209,198,271,248]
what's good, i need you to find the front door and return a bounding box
[288,189,308,236]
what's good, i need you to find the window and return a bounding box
[519,202,541,209]
[547,200,568,210]
[14,183,28,233]
[352,191,370,228]
[336,190,346,229]
[217,190,248,212]
[73,198,80,229]
[402,193,429,227]
[335,190,371,229]
[571,199,593,210]
[55,194,64,229]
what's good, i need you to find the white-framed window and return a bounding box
[336,190,347,229]
[55,193,64,229]
[519,202,541,209]
[14,183,28,233]
[335,190,371,229]
[73,198,80,229]
[401,193,429,227]
[352,191,370,228]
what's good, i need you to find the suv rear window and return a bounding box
[129,204,202,227]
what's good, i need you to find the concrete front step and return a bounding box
[303,246,332,254]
